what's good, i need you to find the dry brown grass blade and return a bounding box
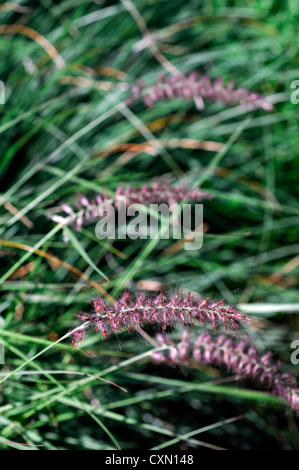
[147,114,187,132]
[0,24,65,69]
[97,142,157,157]
[215,167,280,204]
[169,138,224,152]
[0,440,43,447]
[0,239,114,302]
[58,75,128,92]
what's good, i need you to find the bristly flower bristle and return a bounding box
[152,330,299,411]
[127,72,273,111]
[50,182,210,231]
[71,291,249,345]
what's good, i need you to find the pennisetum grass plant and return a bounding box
[70,290,249,345]
[151,330,299,411]
[70,288,299,412]
[1,0,299,450]
[50,182,210,231]
[56,69,298,414]
[126,72,274,111]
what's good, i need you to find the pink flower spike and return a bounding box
[72,290,249,345]
[128,72,273,111]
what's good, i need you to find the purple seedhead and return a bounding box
[152,330,299,411]
[71,291,249,346]
[127,72,273,111]
[50,183,210,231]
